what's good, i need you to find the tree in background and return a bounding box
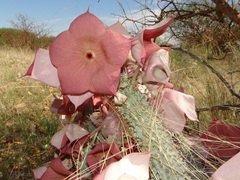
[118,0,240,55]
[0,13,53,49]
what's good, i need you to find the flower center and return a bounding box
[86,51,95,61]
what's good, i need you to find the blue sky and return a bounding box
[0,0,141,36]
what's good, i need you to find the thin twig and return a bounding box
[172,47,240,99]
[196,104,240,112]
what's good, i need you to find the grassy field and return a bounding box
[0,46,239,179]
[0,47,60,179]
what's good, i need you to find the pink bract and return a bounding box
[49,11,132,96]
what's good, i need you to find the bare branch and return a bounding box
[196,104,240,112]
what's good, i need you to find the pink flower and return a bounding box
[49,11,132,95]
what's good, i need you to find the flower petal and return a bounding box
[143,18,174,40]
[201,118,240,159]
[68,92,93,109]
[108,21,131,38]
[211,152,240,180]
[159,88,198,132]
[103,152,151,180]
[142,49,171,90]
[51,123,89,149]
[32,166,48,179]
[25,48,60,87]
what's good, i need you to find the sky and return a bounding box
[0,0,146,36]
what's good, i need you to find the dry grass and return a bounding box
[170,45,240,131]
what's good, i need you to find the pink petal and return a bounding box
[108,21,131,38]
[159,88,198,132]
[142,49,171,89]
[25,49,60,87]
[65,123,89,142]
[162,88,198,121]
[130,39,145,64]
[69,11,106,41]
[67,92,93,109]
[201,118,240,159]
[211,152,240,180]
[32,166,47,179]
[51,124,88,149]
[102,152,151,180]
[143,18,174,40]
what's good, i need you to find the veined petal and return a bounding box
[144,18,174,40]
[25,49,60,87]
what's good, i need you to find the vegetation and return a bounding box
[0,28,54,50]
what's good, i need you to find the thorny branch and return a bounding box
[172,47,240,100]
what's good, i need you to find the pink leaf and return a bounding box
[201,118,240,159]
[25,48,60,87]
[211,152,240,180]
[159,88,198,132]
[95,152,151,180]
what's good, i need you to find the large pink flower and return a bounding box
[49,11,132,96]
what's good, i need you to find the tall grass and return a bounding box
[170,46,240,130]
